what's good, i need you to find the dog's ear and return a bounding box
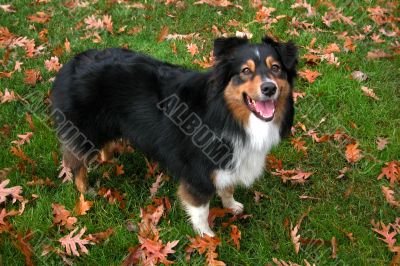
[213,37,248,58]
[262,36,298,70]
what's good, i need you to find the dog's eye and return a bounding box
[271,64,280,73]
[241,67,251,75]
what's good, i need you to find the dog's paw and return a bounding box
[226,200,244,215]
[194,225,215,237]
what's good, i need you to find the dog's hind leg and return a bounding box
[61,147,88,193]
[217,186,244,215]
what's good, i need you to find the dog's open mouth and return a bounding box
[244,93,276,122]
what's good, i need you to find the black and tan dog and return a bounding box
[51,36,298,236]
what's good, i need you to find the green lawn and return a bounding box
[0,0,399,265]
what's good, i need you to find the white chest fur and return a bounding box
[214,114,281,189]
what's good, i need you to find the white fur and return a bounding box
[182,202,214,237]
[217,189,244,214]
[214,114,281,190]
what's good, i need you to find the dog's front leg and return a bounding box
[178,181,215,237]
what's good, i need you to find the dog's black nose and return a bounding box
[261,82,277,96]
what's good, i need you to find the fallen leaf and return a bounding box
[85,228,114,244]
[186,235,225,266]
[24,69,42,86]
[150,173,164,198]
[331,237,338,259]
[367,50,392,59]
[25,113,35,131]
[351,71,368,82]
[291,224,301,254]
[52,203,77,229]
[337,166,350,179]
[186,43,199,57]
[345,143,362,163]
[59,227,90,256]
[298,69,321,83]
[360,86,379,100]
[254,191,270,204]
[27,177,55,187]
[291,137,308,155]
[293,91,306,102]
[377,137,389,150]
[272,169,312,184]
[230,225,241,250]
[74,194,93,216]
[44,56,62,72]
[115,164,124,176]
[27,11,51,24]
[343,37,356,52]
[98,187,126,209]
[0,168,12,179]
[0,179,23,204]
[11,132,33,146]
[378,161,400,187]
[12,231,35,266]
[0,4,16,13]
[157,26,169,43]
[1,89,18,103]
[382,186,400,208]
[372,221,397,250]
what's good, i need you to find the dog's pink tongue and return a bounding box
[254,99,275,117]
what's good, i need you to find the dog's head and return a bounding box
[212,36,298,133]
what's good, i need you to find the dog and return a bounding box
[50,36,298,236]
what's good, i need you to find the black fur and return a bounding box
[51,37,297,204]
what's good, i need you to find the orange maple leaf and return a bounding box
[230,225,241,250]
[378,161,400,187]
[74,194,93,216]
[24,69,42,86]
[186,235,225,266]
[44,56,62,72]
[298,69,321,83]
[157,26,169,43]
[187,43,199,57]
[345,143,362,163]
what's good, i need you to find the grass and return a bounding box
[0,0,399,265]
